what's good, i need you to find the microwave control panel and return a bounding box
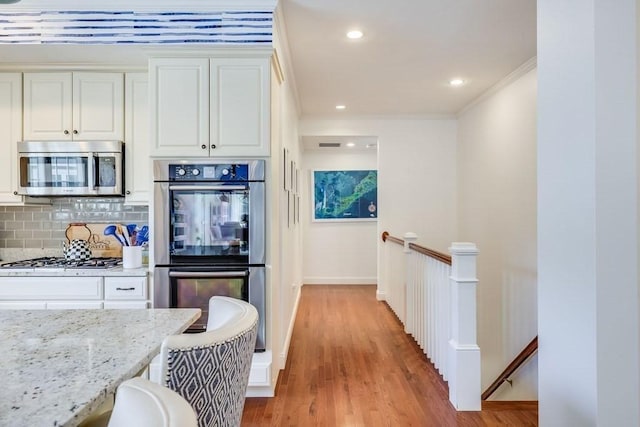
[168,164,249,181]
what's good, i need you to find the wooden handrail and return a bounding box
[482,336,538,400]
[408,243,452,265]
[381,231,452,265]
[381,231,404,246]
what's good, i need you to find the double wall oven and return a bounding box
[153,160,265,351]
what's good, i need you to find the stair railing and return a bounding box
[381,231,481,411]
[482,336,538,400]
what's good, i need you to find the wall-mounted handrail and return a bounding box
[481,336,538,401]
[381,231,452,265]
[381,231,404,246]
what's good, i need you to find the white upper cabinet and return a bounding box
[24,72,124,141]
[0,73,23,204]
[210,57,270,156]
[150,58,210,157]
[124,72,151,205]
[150,55,270,157]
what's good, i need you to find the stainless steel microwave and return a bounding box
[17,141,124,197]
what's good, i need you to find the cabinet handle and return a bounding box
[126,190,131,195]
[13,191,17,195]
[73,130,78,135]
[64,130,69,135]
[201,144,206,149]
[115,287,136,291]
[211,144,216,149]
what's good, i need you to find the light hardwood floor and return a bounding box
[242,285,538,426]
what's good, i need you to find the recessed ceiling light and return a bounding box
[336,105,346,110]
[346,30,363,39]
[449,78,465,87]
[346,142,356,148]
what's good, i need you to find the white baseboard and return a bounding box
[303,277,377,285]
[278,284,302,370]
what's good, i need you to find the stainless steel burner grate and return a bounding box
[0,257,122,269]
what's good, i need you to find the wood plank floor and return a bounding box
[242,285,538,426]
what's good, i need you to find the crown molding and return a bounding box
[457,56,537,117]
[273,4,302,118]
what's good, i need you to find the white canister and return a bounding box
[122,246,143,269]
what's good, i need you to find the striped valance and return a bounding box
[0,10,273,44]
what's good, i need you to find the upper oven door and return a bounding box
[165,182,264,265]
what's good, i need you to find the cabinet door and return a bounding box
[210,57,270,156]
[124,73,150,205]
[0,73,23,204]
[73,72,124,140]
[150,58,210,157]
[23,72,73,140]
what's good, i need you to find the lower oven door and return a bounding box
[154,266,265,351]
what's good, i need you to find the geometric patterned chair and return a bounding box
[157,297,259,427]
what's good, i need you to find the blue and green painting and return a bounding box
[313,170,378,220]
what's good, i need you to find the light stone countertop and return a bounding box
[0,266,149,277]
[0,308,201,427]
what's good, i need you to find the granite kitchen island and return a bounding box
[0,308,200,427]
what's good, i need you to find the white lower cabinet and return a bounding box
[0,275,148,309]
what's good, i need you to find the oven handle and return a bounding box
[168,271,248,278]
[168,185,247,191]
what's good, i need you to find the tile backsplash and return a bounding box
[0,198,148,250]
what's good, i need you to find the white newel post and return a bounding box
[448,242,480,411]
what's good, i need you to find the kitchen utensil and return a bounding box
[136,225,149,245]
[104,224,126,246]
[118,224,130,246]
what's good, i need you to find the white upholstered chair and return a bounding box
[157,296,259,427]
[82,377,197,427]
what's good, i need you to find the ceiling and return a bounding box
[279,0,537,118]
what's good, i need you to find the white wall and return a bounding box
[272,12,304,377]
[538,1,639,425]
[301,149,378,284]
[457,64,538,400]
[299,117,458,299]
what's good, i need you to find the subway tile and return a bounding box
[0,212,15,221]
[24,239,43,248]
[0,230,15,239]
[15,230,33,239]
[33,212,51,221]
[42,239,63,249]
[15,212,34,221]
[6,240,24,248]
[24,221,43,230]
[5,221,23,231]
[32,230,51,239]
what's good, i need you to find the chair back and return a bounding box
[107,377,197,427]
[159,297,259,427]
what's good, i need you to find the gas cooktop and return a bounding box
[0,257,123,269]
